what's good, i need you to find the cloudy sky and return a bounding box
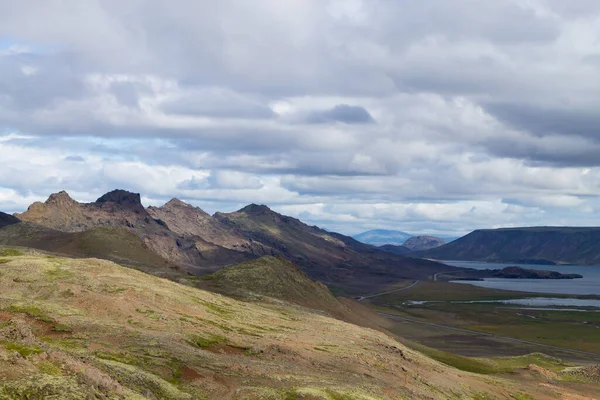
[2,0,600,236]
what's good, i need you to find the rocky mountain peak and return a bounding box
[95,189,142,208]
[238,204,273,215]
[45,190,77,206]
[164,198,194,209]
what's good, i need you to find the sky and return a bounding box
[2,0,600,236]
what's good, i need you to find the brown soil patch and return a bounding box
[0,312,12,322]
[182,365,204,381]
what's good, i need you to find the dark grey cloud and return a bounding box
[484,102,600,139]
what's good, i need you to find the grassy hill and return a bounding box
[196,256,392,330]
[419,226,600,265]
[0,223,180,276]
[0,249,548,399]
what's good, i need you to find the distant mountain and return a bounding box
[418,227,600,265]
[353,229,412,246]
[403,236,446,251]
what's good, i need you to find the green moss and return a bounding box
[511,394,536,400]
[192,298,232,316]
[40,337,86,350]
[405,341,504,374]
[44,265,74,281]
[136,308,163,321]
[0,258,9,264]
[193,316,233,332]
[324,390,357,400]
[95,350,138,365]
[99,283,127,294]
[0,375,92,399]
[1,341,44,357]
[7,303,55,323]
[0,248,23,257]
[0,321,13,329]
[37,361,63,375]
[187,333,227,348]
[52,323,72,333]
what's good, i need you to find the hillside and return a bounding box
[419,226,600,265]
[0,250,542,399]
[196,256,391,330]
[378,244,412,255]
[213,205,455,291]
[353,229,412,246]
[403,236,446,251]
[0,212,19,229]
[0,223,182,276]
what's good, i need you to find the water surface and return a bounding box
[443,260,600,295]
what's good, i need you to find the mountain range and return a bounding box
[353,229,457,247]
[2,189,456,293]
[418,226,600,265]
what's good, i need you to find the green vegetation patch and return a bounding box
[192,298,232,316]
[404,341,505,374]
[0,248,23,257]
[52,323,73,333]
[135,308,164,321]
[95,350,138,365]
[187,333,227,348]
[511,394,536,400]
[37,361,63,375]
[1,341,44,357]
[488,353,571,372]
[99,283,127,294]
[44,265,74,281]
[7,303,55,323]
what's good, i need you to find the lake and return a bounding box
[443,260,600,295]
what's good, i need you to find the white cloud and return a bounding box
[1,1,600,235]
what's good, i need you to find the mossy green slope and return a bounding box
[0,250,545,399]
[202,256,338,306]
[0,223,179,276]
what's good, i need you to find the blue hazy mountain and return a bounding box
[352,229,413,246]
